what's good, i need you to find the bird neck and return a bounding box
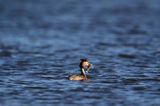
[80,68,87,79]
[80,68,85,75]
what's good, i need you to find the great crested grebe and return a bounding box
[69,59,91,81]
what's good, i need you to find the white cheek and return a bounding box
[86,63,89,66]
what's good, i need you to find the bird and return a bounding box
[68,59,92,81]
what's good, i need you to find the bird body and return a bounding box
[69,74,86,81]
[68,59,91,81]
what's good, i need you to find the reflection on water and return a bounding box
[0,0,160,106]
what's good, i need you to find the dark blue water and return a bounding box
[0,0,160,106]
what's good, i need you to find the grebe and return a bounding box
[69,59,91,81]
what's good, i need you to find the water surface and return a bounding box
[0,0,160,106]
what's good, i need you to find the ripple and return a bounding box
[118,53,136,59]
[132,86,146,91]
[121,78,139,85]
[0,50,12,57]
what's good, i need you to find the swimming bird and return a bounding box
[69,59,91,81]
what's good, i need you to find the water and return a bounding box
[0,0,160,106]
